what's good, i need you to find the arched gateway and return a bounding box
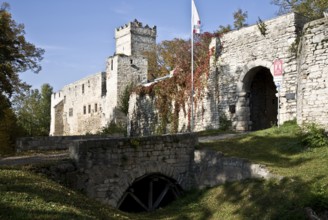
[249,67,278,130]
[235,62,278,131]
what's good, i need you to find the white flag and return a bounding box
[192,0,201,34]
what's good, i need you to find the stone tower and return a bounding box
[115,19,157,56]
[50,19,156,136]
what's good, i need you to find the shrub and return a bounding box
[301,123,328,148]
[0,108,25,155]
[219,113,232,131]
[118,84,133,115]
[98,120,126,136]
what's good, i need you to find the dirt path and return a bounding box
[198,132,247,143]
[0,152,69,166]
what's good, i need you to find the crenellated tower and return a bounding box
[115,19,157,56]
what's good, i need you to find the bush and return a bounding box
[301,123,328,148]
[219,113,232,131]
[0,108,25,155]
[97,120,126,136]
[118,84,133,115]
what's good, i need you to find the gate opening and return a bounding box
[249,67,278,130]
[117,173,183,213]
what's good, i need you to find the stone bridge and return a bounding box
[69,133,271,212]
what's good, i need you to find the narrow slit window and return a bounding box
[69,108,73,117]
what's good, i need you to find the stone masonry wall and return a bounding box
[69,133,197,207]
[217,13,308,131]
[128,38,220,136]
[192,150,273,189]
[66,134,273,209]
[50,72,107,136]
[297,17,328,129]
[16,134,122,152]
[115,19,156,56]
[128,13,311,135]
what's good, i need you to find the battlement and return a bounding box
[115,19,156,36]
[115,19,157,56]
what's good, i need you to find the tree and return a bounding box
[217,24,232,35]
[14,83,53,136]
[271,0,328,20]
[0,107,24,155]
[233,9,248,30]
[0,3,44,118]
[216,9,248,34]
[137,32,221,133]
[39,84,53,135]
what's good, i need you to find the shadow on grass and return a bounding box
[216,176,327,220]
[140,176,327,220]
[200,131,311,169]
[0,167,130,220]
[136,189,214,220]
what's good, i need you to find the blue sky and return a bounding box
[7,0,279,92]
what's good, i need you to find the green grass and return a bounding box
[0,167,133,220]
[0,121,327,219]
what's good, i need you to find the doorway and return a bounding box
[249,67,278,130]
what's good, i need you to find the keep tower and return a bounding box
[115,19,157,56]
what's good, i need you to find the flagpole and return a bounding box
[191,0,194,132]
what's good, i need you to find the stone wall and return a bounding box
[192,150,273,189]
[128,13,310,135]
[50,72,107,136]
[69,133,197,207]
[115,19,156,56]
[15,134,122,152]
[128,93,158,137]
[217,13,308,131]
[66,134,273,209]
[127,38,220,136]
[297,17,328,129]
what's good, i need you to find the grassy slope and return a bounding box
[0,167,133,220]
[137,122,328,220]
[0,122,327,219]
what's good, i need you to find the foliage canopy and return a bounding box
[0,3,44,117]
[271,0,328,20]
[139,32,221,133]
[13,84,53,136]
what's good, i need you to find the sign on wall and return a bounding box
[273,59,283,91]
[274,59,283,77]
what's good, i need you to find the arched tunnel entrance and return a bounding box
[249,67,278,130]
[117,173,183,213]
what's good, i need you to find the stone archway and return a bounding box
[117,173,183,213]
[235,64,277,131]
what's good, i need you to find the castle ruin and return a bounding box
[50,20,156,135]
[50,13,328,136]
[128,13,328,136]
